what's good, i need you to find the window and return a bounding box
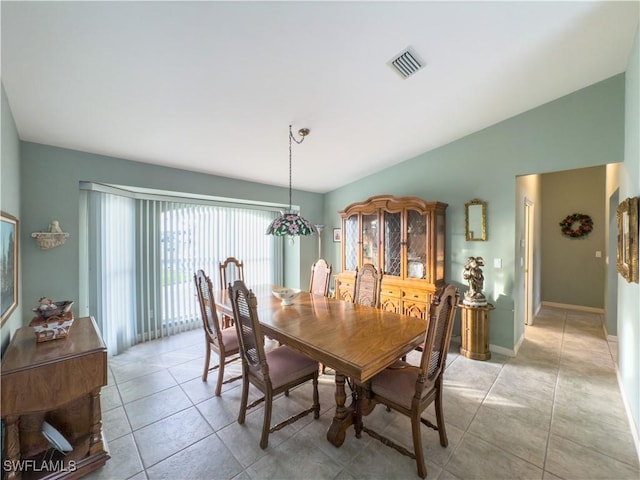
[83,184,283,355]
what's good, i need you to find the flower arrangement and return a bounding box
[559,213,593,238]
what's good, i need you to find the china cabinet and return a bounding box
[334,195,447,319]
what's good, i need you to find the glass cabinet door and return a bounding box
[383,211,402,277]
[406,209,428,279]
[344,214,358,271]
[361,214,378,268]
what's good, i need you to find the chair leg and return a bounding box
[312,373,320,419]
[238,375,249,425]
[202,343,212,382]
[354,385,363,438]
[260,391,273,449]
[215,352,225,396]
[434,384,448,447]
[411,411,427,479]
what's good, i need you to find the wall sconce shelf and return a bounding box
[31,232,69,250]
[31,221,69,249]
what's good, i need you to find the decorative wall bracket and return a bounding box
[31,220,69,250]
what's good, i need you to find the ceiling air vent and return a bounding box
[389,47,424,79]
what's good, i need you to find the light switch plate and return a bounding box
[494,258,502,269]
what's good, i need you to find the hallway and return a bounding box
[87,305,640,479]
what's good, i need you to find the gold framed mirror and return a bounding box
[465,199,487,241]
[616,196,638,283]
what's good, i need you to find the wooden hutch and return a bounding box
[334,195,447,319]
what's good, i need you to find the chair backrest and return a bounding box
[353,263,382,308]
[309,259,332,296]
[418,284,459,390]
[194,269,224,344]
[229,280,269,381]
[219,257,245,290]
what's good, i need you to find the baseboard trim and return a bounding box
[490,341,519,358]
[612,350,640,466]
[541,301,605,314]
[534,303,542,317]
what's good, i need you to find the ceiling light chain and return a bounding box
[265,125,315,241]
[288,126,309,209]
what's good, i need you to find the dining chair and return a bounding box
[219,257,245,289]
[353,263,382,308]
[229,280,321,449]
[218,257,245,327]
[355,283,459,479]
[309,259,333,373]
[309,258,333,297]
[194,270,242,396]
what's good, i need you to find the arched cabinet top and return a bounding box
[339,195,448,217]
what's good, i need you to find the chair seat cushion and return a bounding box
[220,327,239,353]
[266,346,318,389]
[370,360,431,409]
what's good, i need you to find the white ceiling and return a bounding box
[2,1,638,193]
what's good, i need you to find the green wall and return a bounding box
[323,74,625,353]
[1,84,22,353]
[5,73,631,356]
[18,143,323,326]
[619,25,640,443]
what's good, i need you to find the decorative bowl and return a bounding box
[272,287,302,306]
[32,300,74,319]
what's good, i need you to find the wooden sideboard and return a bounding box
[1,316,109,479]
[334,195,447,319]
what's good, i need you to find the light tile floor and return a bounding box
[86,306,640,479]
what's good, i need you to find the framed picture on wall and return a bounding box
[333,228,342,243]
[616,197,638,283]
[1,212,19,325]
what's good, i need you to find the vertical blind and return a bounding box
[85,187,283,355]
[87,191,138,356]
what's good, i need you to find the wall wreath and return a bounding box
[559,213,593,238]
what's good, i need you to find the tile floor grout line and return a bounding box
[541,310,570,479]
[441,356,555,476]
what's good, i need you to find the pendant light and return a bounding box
[266,125,316,241]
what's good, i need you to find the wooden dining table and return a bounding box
[213,284,427,447]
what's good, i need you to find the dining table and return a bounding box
[213,284,428,447]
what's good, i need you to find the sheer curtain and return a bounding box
[87,191,137,356]
[84,185,283,355]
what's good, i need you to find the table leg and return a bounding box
[326,372,354,447]
[326,373,380,447]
